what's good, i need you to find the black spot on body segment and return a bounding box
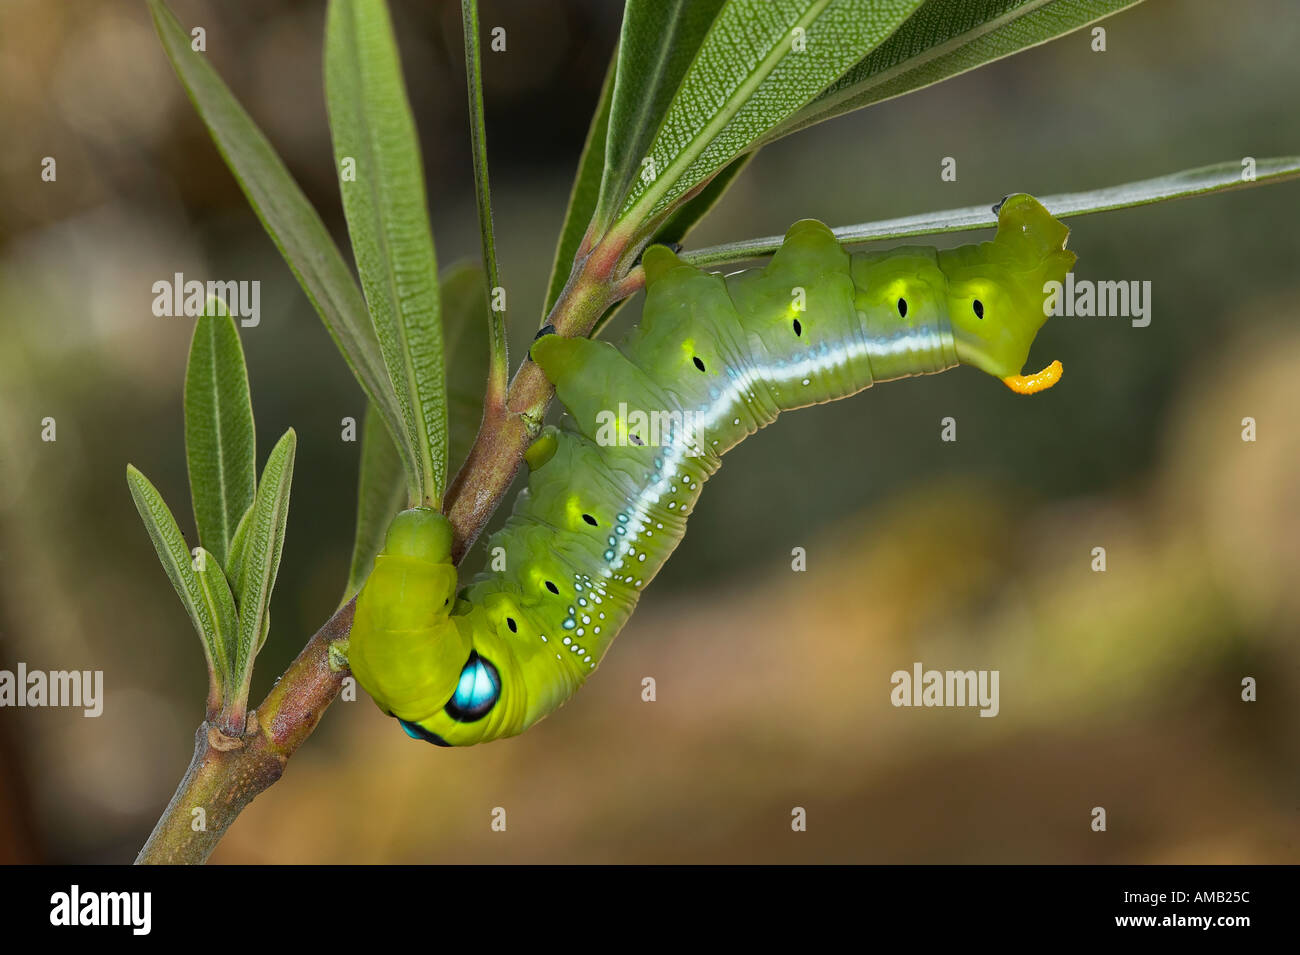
[582,513,598,526]
[973,299,984,319]
[897,298,908,318]
[792,318,802,336]
[692,356,706,372]
[506,617,517,633]
[545,580,559,594]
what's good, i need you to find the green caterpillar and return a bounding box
[348,194,1074,746]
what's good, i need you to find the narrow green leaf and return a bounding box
[344,402,407,603]
[183,298,255,568]
[255,611,272,656]
[147,0,407,471]
[230,429,296,716]
[226,502,254,586]
[226,502,271,658]
[596,0,728,228]
[460,0,508,399]
[765,0,1145,145]
[326,0,446,508]
[680,157,1300,269]
[192,547,240,697]
[440,264,491,473]
[619,0,924,224]
[126,465,230,703]
[543,52,616,318]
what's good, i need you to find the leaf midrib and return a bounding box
[205,321,234,557]
[601,0,696,222]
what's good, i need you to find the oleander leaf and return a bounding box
[543,53,616,318]
[230,429,296,712]
[596,0,728,230]
[183,298,255,569]
[126,465,231,707]
[440,263,492,475]
[763,0,1145,146]
[617,0,924,224]
[460,0,508,393]
[325,0,446,508]
[225,502,254,586]
[192,547,240,699]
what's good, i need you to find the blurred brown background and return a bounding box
[0,0,1296,863]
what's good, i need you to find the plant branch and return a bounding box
[444,231,629,560]
[136,598,355,864]
[678,156,1300,270]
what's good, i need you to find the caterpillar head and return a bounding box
[347,508,473,728]
[941,193,1075,394]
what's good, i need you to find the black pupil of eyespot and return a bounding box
[583,513,598,526]
[546,581,559,594]
[897,298,907,318]
[973,299,984,319]
[506,617,517,632]
[792,318,802,336]
[398,718,451,746]
[692,356,706,372]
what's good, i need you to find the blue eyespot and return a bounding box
[444,651,501,723]
[398,718,451,747]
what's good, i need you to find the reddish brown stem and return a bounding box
[445,236,627,558]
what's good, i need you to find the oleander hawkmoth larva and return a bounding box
[347,194,1074,746]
